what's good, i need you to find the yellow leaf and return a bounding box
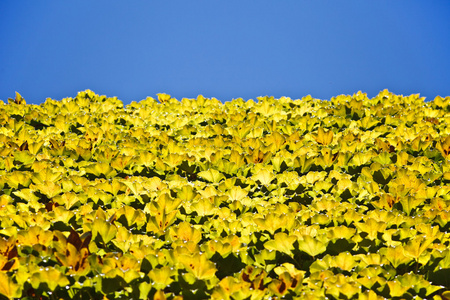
[264,232,297,256]
[5,171,32,189]
[314,127,334,146]
[297,235,327,258]
[168,222,202,243]
[53,192,80,209]
[17,226,53,247]
[198,169,225,183]
[354,218,387,240]
[227,186,248,201]
[190,198,217,216]
[32,181,62,199]
[153,290,167,300]
[178,253,217,280]
[30,267,70,291]
[157,93,171,104]
[148,266,176,289]
[213,276,251,297]
[92,218,117,244]
[331,252,358,271]
[403,235,434,261]
[55,243,90,275]
[437,136,450,158]
[31,168,62,184]
[84,162,117,179]
[0,272,21,298]
[252,167,275,185]
[110,155,134,171]
[202,239,233,258]
[379,246,413,268]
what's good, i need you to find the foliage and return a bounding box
[1,90,450,299]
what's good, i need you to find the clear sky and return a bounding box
[1,1,449,105]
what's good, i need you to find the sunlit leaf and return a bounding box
[55,243,90,275]
[264,232,297,256]
[227,186,248,201]
[84,162,117,179]
[92,218,117,245]
[148,266,176,290]
[168,222,202,244]
[178,253,217,280]
[252,167,275,185]
[403,235,434,262]
[379,246,413,268]
[30,267,70,291]
[313,127,334,146]
[198,169,225,183]
[297,235,328,258]
[354,218,387,240]
[0,272,21,298]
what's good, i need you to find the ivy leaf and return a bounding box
[0,272,21,298]
[84,162,117,179]
[252,168,275,185]
[226,186,248,201]
[264,232,297,256]
[403,235,434,261]
[314,127,334,146]
[178,253,217,280]
[379,246,413,268]
[168,222,202,244]
[148,266,176,290]
[354,218,387,241]
[157,93,171,104]
[30,267,70,291]
[297,235,328,258]
[198,169,225,183]
[92,219,117,245]
[13,150,35,165]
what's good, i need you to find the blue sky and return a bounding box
[1,1,449,105]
